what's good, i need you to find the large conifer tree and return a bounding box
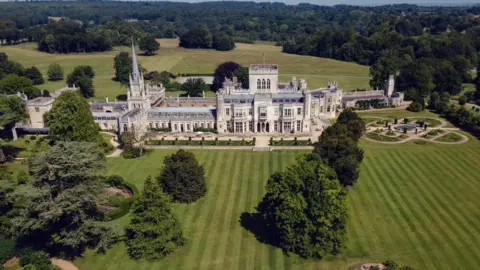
[124,176,185,261]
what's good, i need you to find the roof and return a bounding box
[272,93,304,99]
[224,94,254,100]
[148,106,216,113]
[92,112,122,117]
[26,97,54,106]
[342,95,387,102]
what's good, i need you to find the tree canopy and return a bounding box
[24,66,44,85]
[12,142,117,256]
[212,62,241,91]
[251,155,347,258]
[181,78,208,97]
[47,63,64,81]
[158,150,206,203]
[44,91,102,144]
[179,28,212,49]
[66,65,95,98]
[113,52,132,86]
[124,176,185,261]
[139,36,160,56]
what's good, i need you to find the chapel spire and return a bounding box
[131,38,140,83]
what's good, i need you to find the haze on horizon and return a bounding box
[165,0,480,6]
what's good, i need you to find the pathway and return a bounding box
[101,132,123,158]
[51,258,79,270]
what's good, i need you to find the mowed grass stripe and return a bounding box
[169,151,217,270]
[196,151,236,269]
[237,153,262,270]
[414,152,480,264]
[184,151,228,269]
[363,154,427,266]
[222,152,252,270]
[370,152,432,268]
[387,150,464,268]
[210,151,245,269]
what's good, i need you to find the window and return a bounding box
[235,122,243,133]
[207,123,211,128]
[257,79,261,89]
[284,109,292,116]
[284,122,292,132]
[274,121,278,131]
[274,108,279,116]
[226,108,230,115]
[259,108,267,117]
[262,79,266,89]
[35,107,40,112]
[248,108,252,115]
[235,109,243,117]
[201,123,204,128]
[328,98,331,103]
[267,79,271,89]
[327,106,331,112]
[249,121,253,131]
[297,120,301,131]
[162,122,165,128]
[297,108,302,115]
[320,106,324,113]
[149,122,153,128]
[174,124,177,131]
[187,124,190,131]
[123,124,128,132]
[155,123,159,128]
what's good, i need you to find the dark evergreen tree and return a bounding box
[158,150,206,203]
[24,66,44,85]
[124,176,185,261]
[212,35,235,51]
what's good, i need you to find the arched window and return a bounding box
[267,79,271,89]
[257,79,261,89]
[262,79,266,89]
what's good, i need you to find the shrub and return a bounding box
[19,250,53,270]
[122,148,144,159]
[0,239,16,264]
[106,175,124,187]
[29,136,36,140]
[16,170,29,185]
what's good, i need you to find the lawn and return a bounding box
[435,132,463,142]
[75,134,480,270]
[365,132,401,142]
[1,40,370,101]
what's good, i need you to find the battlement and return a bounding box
[249,64,279,74]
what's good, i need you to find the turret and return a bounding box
[385,74,395,98]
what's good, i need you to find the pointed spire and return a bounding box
[131,37,140,83]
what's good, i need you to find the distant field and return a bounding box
[1,39,370,101]
[75,131,480,270]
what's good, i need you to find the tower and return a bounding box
[385,74,395,98]
[127,40,150,111]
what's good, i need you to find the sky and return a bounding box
[172,0,480,6]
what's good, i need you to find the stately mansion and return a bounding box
[24,44,403,136]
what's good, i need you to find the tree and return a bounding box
[233,66,249,88]
[158,150,206,203]
[474,61,480,102]
[139,36,160,56]
[47,63,64,81]
[66,65,95,98]
[44,91,102,144]
[124,176,185,261]
[149,71,170,86]
[336,108,366,141]
[181,78,208,97]
[12,142,117,256]
[113,52,132,86]
[369,57,399,90]
[212,35,235,51]
[0,95,26,157]
[429,92,441,110]
[396,61,434,98]
[24,67,44,85]
[313,116,364,187]
[433,60,462,95]
[179,28,212,49]
[212,61,241,91]
[0,74,32,95]
[251,156,347,258]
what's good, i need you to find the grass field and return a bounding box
[1,39,370,101]
[75,132,480,270]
